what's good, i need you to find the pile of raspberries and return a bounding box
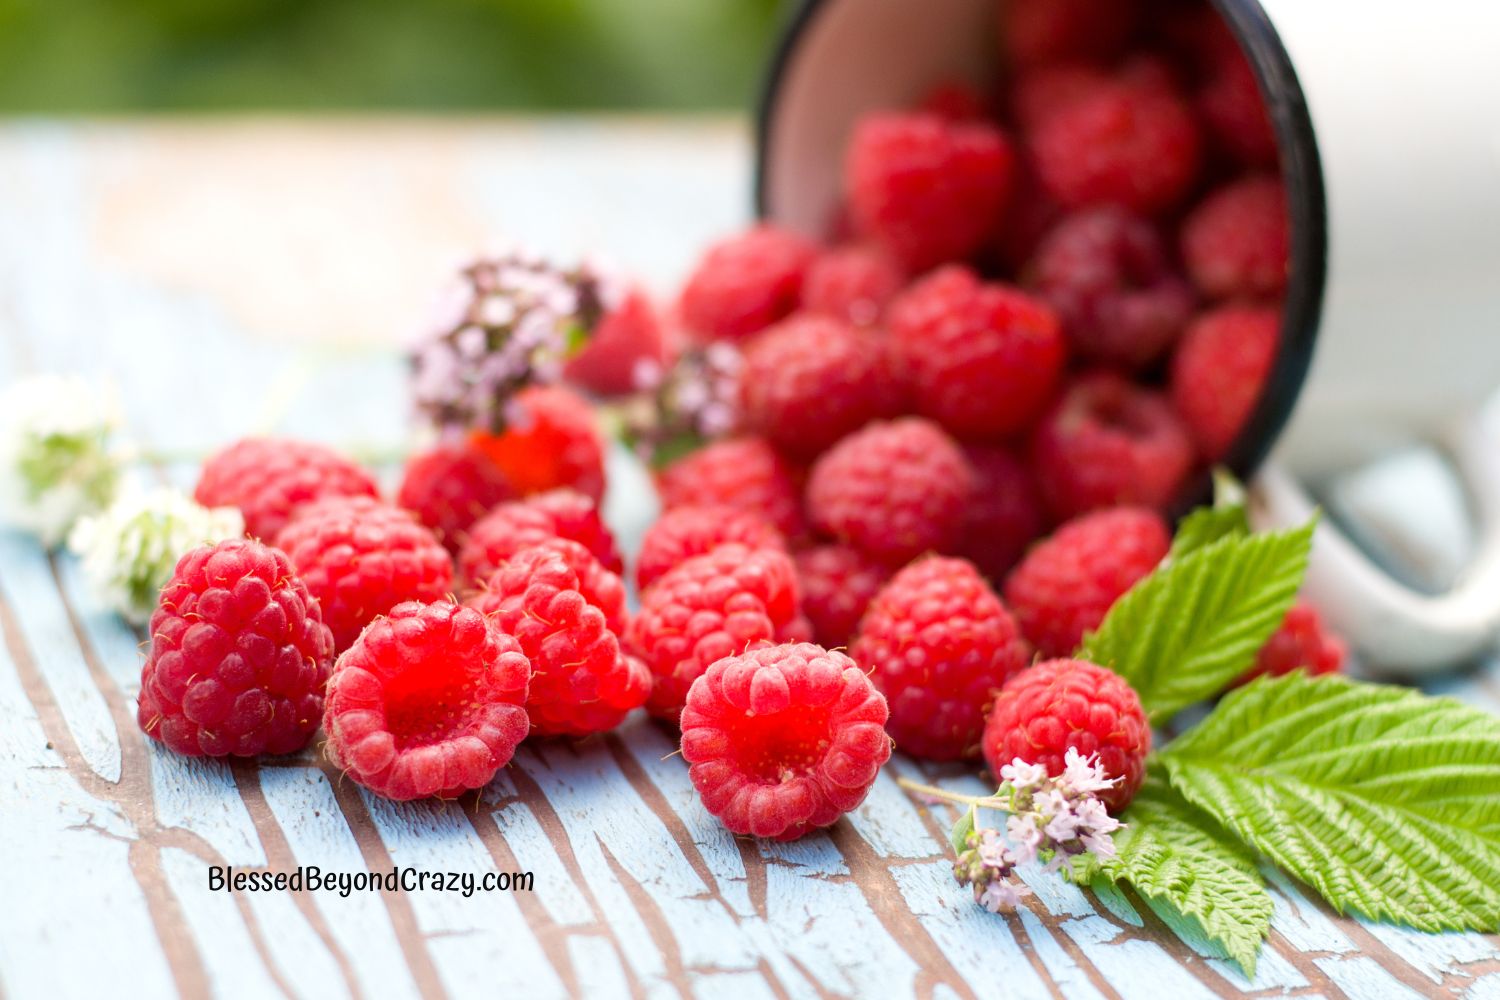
[135,0,1344,840]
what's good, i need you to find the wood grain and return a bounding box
[2,118,1498,1000]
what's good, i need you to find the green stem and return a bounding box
[895,777,1004,809]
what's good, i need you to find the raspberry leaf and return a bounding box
[1161,672,1500,933]
[1080,764,1271,975]
[1078,517,1314,721]
[1170,503,1248,558]
[950,804,978,855]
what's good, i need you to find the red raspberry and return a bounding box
[918,80,992,122]
[1031,371,1194,519]
[656,437,808,541]
[960,445,1048,583]
[794,544,892,648]
[680,643,890,840]
[739,314,904,460]
[468,385,605,503]
[1011,63,1110,130]
[458,488,622,588]
[846,112,1016,272]
[992,158,1065,274]
[1027,206,1195,369]
[807,418,974,564]
[323,601,530,800]
[851,557,1032,760]
[564,287,667,397]
[983,658,1150,812]
[1241,601,1346,686]
[636,505,784,593]
[888,267,1066,438]
[800,245,904,326]
[1196,34,1278,168]
[1030,76,1201,215]
[625,543,808,722]
[137,539,334,757]
[1169,305,1280,461]
[1003,507,1169,658]
[1002,0,1138,68]
[679,224,818,343]
[396,442,515,553]
[274,498,454,653]
[195,438,380,542]
[1181,175,1289,300]
[469,539,645,737]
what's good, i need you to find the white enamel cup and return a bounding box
[754,0,1500,673]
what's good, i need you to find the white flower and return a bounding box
[0,374,127,548]
[69,486,242,623]
[978,878,1031,913]
[1000,758,1049,791]
[1061,746,1121,796]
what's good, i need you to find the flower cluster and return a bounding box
[0,374,127,548]
[410,251,621,435]
[621,343,743,468]
[69,486,244,623]
[950,749,1123,912]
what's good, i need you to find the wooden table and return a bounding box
[2,118,1498,1000]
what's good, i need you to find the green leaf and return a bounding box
[1078,518,1315,722]
[950,804,977,856]
[1171,503,1249,558]
[1160,672,1500,933]
[1083,765,1272,975]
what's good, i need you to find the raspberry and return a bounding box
[625,543,808,722]
[468,385,605,503]
[983,659,1149,811]
[396,442,515,553]
[1197,37,1278,168]
[846,112,1015,272]
[458,488,622,588]
[636,505,785,593]
[679,224,818,343]
[1169,305,1280,461]
[1241,601,1347,685]
[806,418,974,564]
[739,314,904,460]
[1031,371,1194,519]
[960,445,1048,583]
[323,601,530,800]
[992,158,1064,273]
[918,80,992,122]
[1181,175,1289,300]
[1030,76,1201,215]
[800,245,904,326]
[137,539,334,757]
[274,498,454,653]
[1003,507,1169,658]
[469,539,646,737]
[888,267,1066,438]
[1011,63,1111,131]
[680,643,890,840]
[1002,0,1138,68]
[1027,206,1195,369]
[564,287,667,397]
[794,545,892,648]
[851,557,1032,760]
[194,438,380,542]
[656,437,808,541]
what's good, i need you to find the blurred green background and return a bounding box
[0,0,784,111]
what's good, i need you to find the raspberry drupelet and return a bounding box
[1003,507,1170,659]
[469,539,647,738]
[457,487,622,589]
[679,643,891,840]
[396,442,515,553]
[656,437,808,542]
[806,417,975,564]
[1240,601,1347,685]
[138,539,335,757]
[323,601,531,800]
[636,504,785,593]
[194,437,381,542]
[626,543,809,723]
[851,557,1032,760]
[982,658,1150,813]
[274,497,453,653]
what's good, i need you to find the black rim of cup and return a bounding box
[752,0,1328,515]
